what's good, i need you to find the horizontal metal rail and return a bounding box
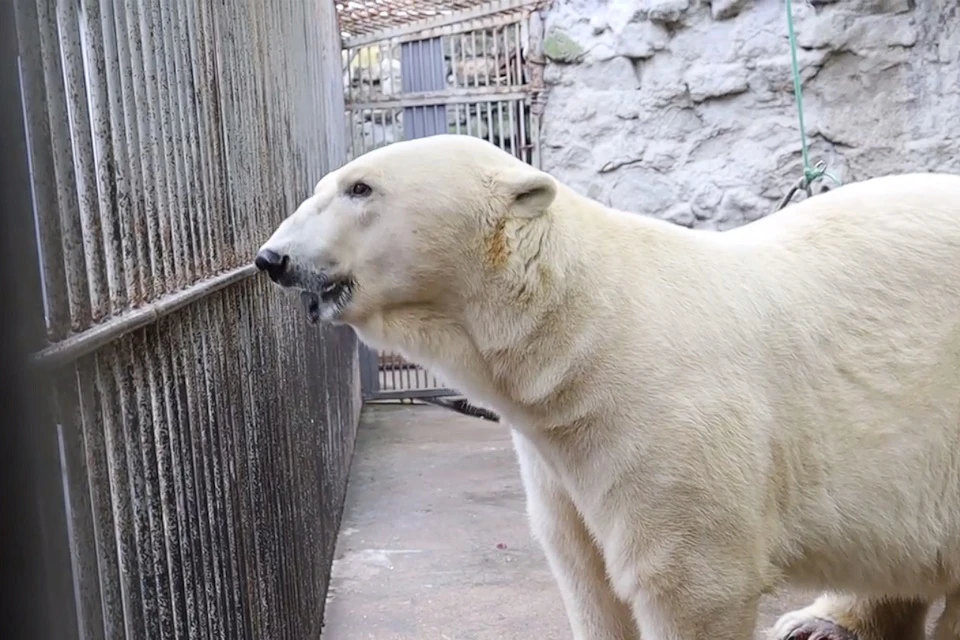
[365,388,460,401]
[348,87,529,111]
[31,264,257,371]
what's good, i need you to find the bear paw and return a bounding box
[769,611,858,640]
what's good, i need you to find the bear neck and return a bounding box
[452,190,669,428]
[362,188,695,431]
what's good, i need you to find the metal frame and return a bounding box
[4,1,78,635]
[11,1,361,637]
[344,0,547,402]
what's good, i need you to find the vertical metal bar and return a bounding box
[183,0,217,277]
[519,100,528,163]
[225,288,259,637]
[486,102,494,145]
[79,0,128,316]
[345,47,354,158]
[112,0,152,305]
[491,24,501,86]
[129,333,175,640]
[109,341,156,640]
[160,314,202,639]
[504,27,517,156]
[36,0,93,331]
[125,0,165,297]
[13,0,72,340]
[181,0,213,278]
[208,292,246,638]
[497,99,506,149]
[413,39,423,138]
[508,100,517,157]
[483,29,491,87]
[501,26,511,85]
[55,366,108,640]
[471,31,479,88]
[2,1,79,630]
[188,302,227,639]
[57,0,111,322]
[458,34,469,135]
[160,0,197,287]
[93,347,142,640]
[209,0,236,268]
[97,0,147,309]
[362,45,370,102]
[177,308,214,640]
[3,33,85,631]
[513,22,523,85]
[458,33,468,88]
[445,35,456,90]
[377,41,386,97]
[197,295,236,640]
[393,105,402,144]
[433,37,447,134]
[136,0,177,294]
[144,325,186,640]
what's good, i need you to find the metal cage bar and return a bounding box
[12,1,361,638]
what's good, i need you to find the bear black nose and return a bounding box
[255,248,288,282]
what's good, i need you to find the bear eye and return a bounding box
[348,181,372,198]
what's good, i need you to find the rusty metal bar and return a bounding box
[80,0,128,315]
[36,0,93,331]
[58,0,111,322]
[31,265,257,371]
[113,0,152,305]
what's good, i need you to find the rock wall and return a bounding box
[539,0,960,229]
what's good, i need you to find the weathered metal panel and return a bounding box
[5,1,81,638]
[12,0,359,637]
[401,37,448,139]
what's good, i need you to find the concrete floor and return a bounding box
[320,404,931,639]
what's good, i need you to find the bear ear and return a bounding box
[496,167,557,218]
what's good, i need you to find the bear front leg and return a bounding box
[769,592,929,640]
[511,429,639,640]
[626,582,761,640]
[599,528,764,640]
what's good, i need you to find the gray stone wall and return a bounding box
[540,0,960,229]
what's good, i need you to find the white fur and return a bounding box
[258,134,960,639]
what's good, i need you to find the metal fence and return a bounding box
[12,0,360,638]
[342,0,546,401]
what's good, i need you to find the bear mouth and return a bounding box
[301,277,354,324]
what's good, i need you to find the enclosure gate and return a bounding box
[10,1,361,638]
[341,0,547,401]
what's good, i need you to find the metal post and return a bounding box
[2,0,76,636]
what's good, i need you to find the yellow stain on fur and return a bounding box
[486,218,510,269]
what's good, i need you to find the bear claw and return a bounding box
[781,617,858,640]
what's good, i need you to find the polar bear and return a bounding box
[255,134,960,640]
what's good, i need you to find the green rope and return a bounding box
[785,0,840,192]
